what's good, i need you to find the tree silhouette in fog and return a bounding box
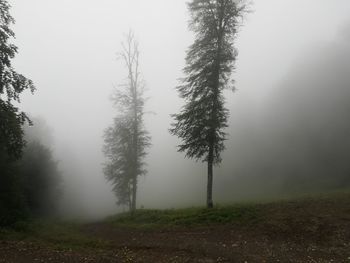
[103,32,150,213]
[170,0,246,208]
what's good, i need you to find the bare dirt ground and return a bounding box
[1,196,350,262]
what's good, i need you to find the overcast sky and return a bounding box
[9,0,350,218]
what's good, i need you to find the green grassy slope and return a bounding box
[107,190,350,228]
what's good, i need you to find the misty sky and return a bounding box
[9,0,350,218]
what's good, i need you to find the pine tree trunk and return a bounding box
[205,12,224,209]
[131,176,137,213]
[128,184,132,212]
[207,143,214,209]
[131,70,138,214]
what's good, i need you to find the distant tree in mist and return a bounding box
[1,118,62,225]
[20,140,62,217]
[20,119,62,218]
[103,32,150,213]
[213,25,350,200]
[170,0,246,208]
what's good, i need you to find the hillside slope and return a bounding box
[1,192,350,262]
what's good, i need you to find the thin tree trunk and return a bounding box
[207,143,214,208]
[130,35,139,214]
[131,176,137,213]
[131,90,138,214]
[205,6,225,209]
[128,184,132,212]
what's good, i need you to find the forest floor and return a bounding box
[1,192,350,262]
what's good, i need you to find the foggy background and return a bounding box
[10,0,350,219]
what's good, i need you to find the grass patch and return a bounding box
[107,189,350,229]
[108,205,259,227]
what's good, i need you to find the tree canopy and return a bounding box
[0,0,35,159]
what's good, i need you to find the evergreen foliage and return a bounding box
[170,0,245,208]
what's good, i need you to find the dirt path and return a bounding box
[83,220,350,263]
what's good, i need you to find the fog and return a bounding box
[10,0,350,219]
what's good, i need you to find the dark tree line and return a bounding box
[0,121,62,226]
[0,1,61,226]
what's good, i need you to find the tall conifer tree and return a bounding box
[171,0,245,208]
